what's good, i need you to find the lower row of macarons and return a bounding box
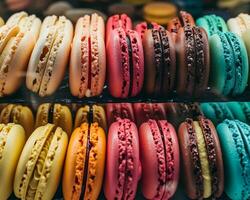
[2,11,250,99]
[1,102,250,200]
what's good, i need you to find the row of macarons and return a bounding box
[1,11,250,99]
[1,102,250,200]
[1,101,250,138]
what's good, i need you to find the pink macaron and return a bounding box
[104,118,141,200]
[106,103,135,126]
[139,119,180,199]
[107,28,144,98]
[106,14,132,42]
[133,103,166,126]
[135,21,159,40]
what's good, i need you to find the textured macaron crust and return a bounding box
[196,14,228,37]
[217,120,250,200]
[209,32,249,96]
[70,14,106,98]
[139,120,179,199]
[227,13,250,36]
[133,103,166,126]
[167,11,195,42]
[0,12,41,97]
[176,26,210,96]
[135,22,159,40]
[104,119,141,200]
[63,122,106,200]
[178,117,224,199]
[201,103,234,125]
[143,26,176,96]
[106,103,135,126]
[14,124,68,200]
[35,103,72,136]
[106,14,132,43]
[74,104,107,131]
[26,15,73,97]
[0,104,34,137]
[0,123,25,200]
[107,28,144,98]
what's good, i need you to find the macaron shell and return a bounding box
[104,119,141,200]
[0,17,4,27]
[35,127,68,200]
[242,30,250,84]
[5,12,28,27]
[84,123,106,199]
[0,25,19,54]
[139,120,179,199]
[107,28,129,98]
[93,105,107,131]
[0,124,25,200]
[14,124,55,198]
[35,103,50,128]
[0,16,41,96]
[217,121,245,200]
[227,102,247,122]
[63,124,88,200]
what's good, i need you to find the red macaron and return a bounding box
[139,119,180,199]
[104,118,141,200]
[107,28,144,98]
[135,21,160,40]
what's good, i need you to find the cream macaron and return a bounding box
[0,123,26,200]
[0,12,41,97]
[26,15,73,97]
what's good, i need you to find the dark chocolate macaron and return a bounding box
[143,26,176,96]
[176,25,210,97]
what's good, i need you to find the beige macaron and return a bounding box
[14,123,68,200]
[26,15,73,97]
[0,12,41,97]
[0,123,25,200]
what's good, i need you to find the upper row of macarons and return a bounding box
[1,11,250,98]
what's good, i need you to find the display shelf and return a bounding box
[1,73,250,105]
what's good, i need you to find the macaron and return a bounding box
[104,118,141,200]
[35,103,72,136]
[176,25,210,96]
[107,28,144,98]
[133,103,166,126]
[0,104,34,137]
[14,124,68,200]
[106,103,135,126]
[139,119,179,199]
[63,122,106,200]
[167,11,195,42]
[227,102,250,124]
[165,103,203,128]
[0,123,25,200]
[200,102,234,125]
[135,22,159,40]
[178,117,224,199]
[217,120,250,200]
[227,13,250,36]
[74,104,107,131]
[70,14,106,98]
[106,14,132,43]
[143,2,177,25]
[218,0,240,8]
[122,0,151,5]
[196,14,228,38]
[26,15,73,97]
[143,26,176,96]
[0,12,41,97]
[209,32,249,96]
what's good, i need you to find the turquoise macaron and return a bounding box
[217,120,250,200]
[227,102,250,124]
[209,32,249,96]
[200,102,234,125]
[196,14,228,38]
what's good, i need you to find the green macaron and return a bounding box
[196,14,228,38]
[227,102,250,124]
[209,32,249,96]
[200,102,234,125]
[217,120,250,200]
